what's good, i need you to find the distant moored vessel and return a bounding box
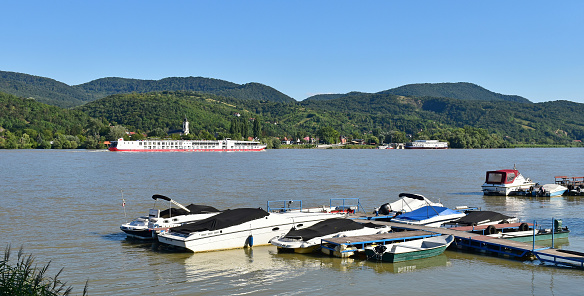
[405,140,448,149]
[108,138,266,152]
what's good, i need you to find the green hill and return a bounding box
[75,77,295,103]
[0,71,93,108]
[303,82,531,103]
[0,71,295,108]
[379,82,531,103]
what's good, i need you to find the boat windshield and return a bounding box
[486,172,504,183]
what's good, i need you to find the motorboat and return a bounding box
[444,210,519,228]
[481,168,536,196]
[270,218,390,253]
[157,207,348,252]
[451,219,570,242]
[375,193,443,217]
[365,235,454,262]
[530,183,568,197]
[390,205,466,227]
[120,194,221,239]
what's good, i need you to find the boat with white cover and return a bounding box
[390,205,466,227]
[270,218,391,253]
[481,168,535,196]
[120,194,221,239]
[375,193,443,217]
[157,208,347,252]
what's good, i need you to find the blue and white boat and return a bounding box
[531,183,569,197]
[390,206,466,227]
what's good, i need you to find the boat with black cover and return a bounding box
[271,218,390,253]
[157,207,347,252]
[444,210,519,228]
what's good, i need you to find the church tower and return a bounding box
[182,117,190,135]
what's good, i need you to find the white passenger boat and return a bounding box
[375,193,443,217]
[157,208,347,252]
[270,218,390,253]
[109,138,266,152]
[405,140,448,149]
[390,205,466,227]
[481,169,535,196]
[120,194,221,239]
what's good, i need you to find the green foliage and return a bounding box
[0,245,88,295]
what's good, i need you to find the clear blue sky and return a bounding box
[2,1,583,102]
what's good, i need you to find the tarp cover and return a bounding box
[451,211,513,226]
[160,204,221,218]
[171,208,269,234]
[283,218,366,241]
[394,206,462,221]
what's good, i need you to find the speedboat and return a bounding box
[531,183,568,197]
[157,208,347,252]
[444,210,519,228]
[481,168,535,196]
[270,218,390,253]
[390,205,466,227]
[365,235,454,262]
[375,193,443,217]
[120,194,221,239]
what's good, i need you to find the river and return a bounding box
[1,148,583,295]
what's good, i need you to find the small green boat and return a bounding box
[365,235,454,263]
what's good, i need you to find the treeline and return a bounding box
[2,90,584,149]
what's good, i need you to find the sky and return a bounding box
[1,1,583,103]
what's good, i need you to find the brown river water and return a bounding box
[1,148,583,295]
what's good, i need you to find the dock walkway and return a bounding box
[347,220,584,268]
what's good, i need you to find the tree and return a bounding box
[107,125,127,141]
[317,126,340,144]
[253,119,261,138]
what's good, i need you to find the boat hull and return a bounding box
[158,212,346,253]
[365,235,453,263]
[366,244,449,263]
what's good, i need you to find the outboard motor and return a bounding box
[378,203,391,215]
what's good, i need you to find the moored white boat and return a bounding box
[444,210,519,228]
[157,208,347,252]
[120,194,221,239]
[531,183,569,197]
[270,218,390,253]
[405,140,448,149]
[481,168,535,196]
[376,193,443,217]
[390,205,466,227]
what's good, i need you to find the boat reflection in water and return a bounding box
[365,253,450,274]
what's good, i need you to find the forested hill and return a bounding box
[76,77,295,104]
[304,82,531,103]
[0,71,93,108]
[0,71,295,108]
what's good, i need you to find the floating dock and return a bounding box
[329,220,584,269]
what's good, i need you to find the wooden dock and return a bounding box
[347,220,584,269]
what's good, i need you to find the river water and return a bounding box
[2,148,584,295]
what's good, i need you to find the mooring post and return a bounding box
[532,220,536,251]
[552,217,555,249]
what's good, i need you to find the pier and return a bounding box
[325,220,584,269]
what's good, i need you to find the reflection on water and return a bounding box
[3,149,584,295]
